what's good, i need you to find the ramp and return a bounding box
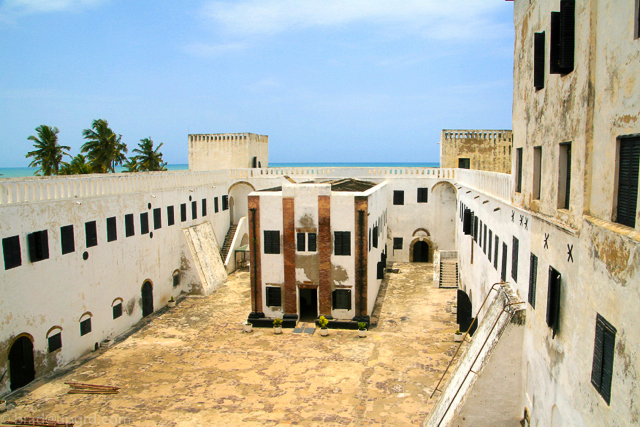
[425,283,525,427]
[183,222,228,295]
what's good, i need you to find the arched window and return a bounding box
[46,326,63,353]
[112,298,123,319]
[79,312,92,336]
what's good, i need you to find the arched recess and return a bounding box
[141,280,154,317]
[9,333,35,391]
[240,233,249,247]
[228,181,255,224]
[412,228,431,237]
[431,180,458,196]
[410,236,433,262]
[457,289,477,336]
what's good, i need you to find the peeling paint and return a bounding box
[589,231,635,285]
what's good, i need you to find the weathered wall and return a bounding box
[365,183,388,315]
[188,133,269,171]
[440,130,513,174]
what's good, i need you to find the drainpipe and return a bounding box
[358,209,365,318]
[250,208,258,314]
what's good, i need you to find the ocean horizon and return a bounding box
[0,162,440,179]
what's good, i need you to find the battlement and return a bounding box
[441,129,512,142]
[440,129,513,174]
[189,133,269,171]
[188,133,268,143]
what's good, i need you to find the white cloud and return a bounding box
[0,0,106,15]
[201,0,506,40]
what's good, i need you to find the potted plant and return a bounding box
[451,304,457,314]
[273,318,283,334]
[454,329,464,342]
[168,296,176,308]
[0,399,6,412]
[243,321,253,333]
[358,322,367,338]
[318,316,329,337]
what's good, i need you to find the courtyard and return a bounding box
[3,263,461,426]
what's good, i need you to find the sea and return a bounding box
[0,162,439,179]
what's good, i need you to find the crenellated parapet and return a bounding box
[440,129,513,174]
[188,133,269,171]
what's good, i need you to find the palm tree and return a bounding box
[59,154,92,175]
[81,119,127,173]
[130,138,167,171]
[123,157,140,173]
[26,125,71,175]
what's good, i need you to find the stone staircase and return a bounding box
[220,223,238,263]
[439,259,459,288]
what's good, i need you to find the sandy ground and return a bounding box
[2,262,463,427]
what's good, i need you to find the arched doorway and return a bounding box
[228,182,256,224]
[141,281,154,317]
[9,335,35,391]
[229,196,235,225]
[413,241,429,262]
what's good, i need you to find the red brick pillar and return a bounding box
[318,195,332,316]
[354,197,368,317]
[283,197,297,315]
[248,196,262,314]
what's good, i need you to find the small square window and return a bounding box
[417,188,428,203]
[80,318,92,336]
[113,303,123,319]
[61,225,75,254]
[334,231,351,256]
[266,287,282,307]
[48,332,62,353]
[393,191,404,205]
[85,221,98,247]
[297,233,305,252]
[27,230,49,262]
[393,237,403,250]
[308,233,317,252]
[332,289,351,310]
[264,230,280,254]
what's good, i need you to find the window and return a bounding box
[172,270,180,287]
[80,317,92,336]
[417,188,428,203]
[61,225,75,254]
[140,213,149,235]
[266,287,282,307]
[113,302,123,319]
[528,253,538,308]
[106,217,117,242]
[637,0,640,39]
[393,191,404,205]
[222,195,229,211]
[591,314,616,405]
[458,158,470,169]
[297,233,305,252]
[202,199,207,217]
[473,217,479,242]
[334,231,351,256]
[332,289,351,310]
[479,220,483,247]
[488,230,493,262]
[48,332,62,353]
[393,238,403,250]
[558,142,572,209]
[85,221,98,247]
[463,209,473,235]
[501,242,508,282]
[483,225,487,255]
[533,147,542,200]
[181,203,187,222]
[377,260,385,279]
[550,0,575,74]
[546,267,562,338]
[125,214,135,237]
[214,197,219,213]
[264,231,280,254]
[534,32,546,90]
[167,206,175,226]
[373,226,379,248]
[516,148,523,192]
[191,201,197,220]
[308,233,317,252]
[512,237,519,282]
[494,236,499,269]
[27,230,49,262]
[615,136,639,228]
[153,208,162,230]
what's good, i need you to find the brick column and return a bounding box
[248,196,263,315]
[318,195,332,316]
[354,196,368,317]
[283,197,297,315]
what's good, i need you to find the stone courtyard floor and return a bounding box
[3,262,462,426]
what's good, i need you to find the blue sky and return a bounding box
[0,0,514,167]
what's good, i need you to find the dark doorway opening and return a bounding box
[413,241,430,262]
[457,290,477,337]
[142,281,154,317]
[9,336,35,391]
[299,288,318,322]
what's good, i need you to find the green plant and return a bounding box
[455,330,462,335]
[273,318,283,327]
[318,316,329,329]
[169,296,175,302]
[358,322,367,331]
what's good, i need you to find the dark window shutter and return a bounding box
[222,195,229,210]
[377,261,384,279]
[534,32,546,90]
[28,230,48,262]
[308,233,317,252]
[463,209,473,235]
[546,267,562,338]
[113,303,123,319]
[214,197,219,213]
[125,214,135,237]
[140,213,149,235]
[550,12,562,74]
[516,148,523,192]
[483,225,487,254]
[474,217,479,242]
[85,221,98,247]
[80,318,92,336]
[591,314,616,405]
[266,287,282,307]
[501,243,508,282]
[373,226,378,248]
[479,220,483,246]
[333,289,351,310]
[48,332,62,353]
[393,238,403,250]
[191,201,197,220]
[488,230,493,262]
[417,188,428,203]
[3,236,22,270]
[369,228,372,252]
[27,232,37,262]
[167,206,175,226]
[181,203,187,222]
[494,236,499,269]
[297,233,305,252]
[565,144,572,209]
[393,191,404,205]
[511,237,519,282]
[560,0,575,73]
[528,253,538,308]
[264,231,280,254]
[107,217,117,242]
[153,208,162,230]
[61,225,75,254]
[202,199,207,217]
[616,137,639,228]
